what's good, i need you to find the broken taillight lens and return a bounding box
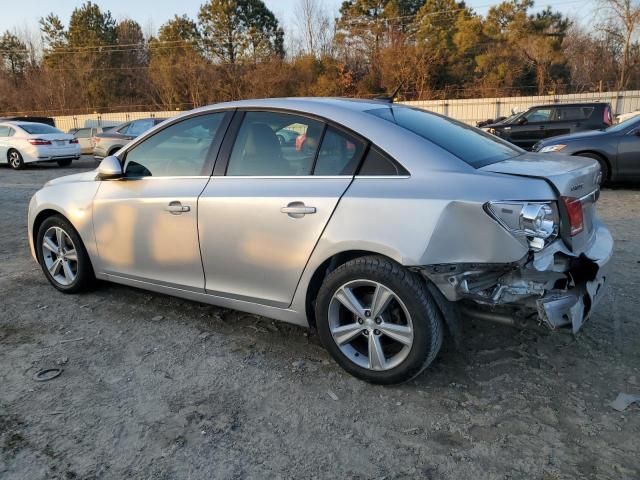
[561,196,584,236]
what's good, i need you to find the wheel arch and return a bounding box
[107,146,123,156]
[303,249,404,330]
[32,208,67,259]
[572,150,611,180]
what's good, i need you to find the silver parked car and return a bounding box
[92,117,166,159]
[68,126,108,154]
[28,98,612,384]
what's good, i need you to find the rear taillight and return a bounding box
[561,196,584,236]
[28,138,51,145]
[69,138,79,144]
[604,106,612,126]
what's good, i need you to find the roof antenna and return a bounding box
[375,81,404,103]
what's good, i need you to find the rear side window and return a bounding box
[0,126,10,136]
[366,106,520,168]
[75,128,91,138]
[556,106,594,121]
[227,111,324,176]
[313,127,365,176]
[358,147,408,175]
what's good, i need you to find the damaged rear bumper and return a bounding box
[420,220,613,333]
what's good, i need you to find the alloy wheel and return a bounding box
[328,279,414,371]
[9,151,21,169]
[41,226,78,286]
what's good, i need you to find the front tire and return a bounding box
[316,256,444,384]
[8,149,24,170]
[36,215,95,293]
[57,159,73,167]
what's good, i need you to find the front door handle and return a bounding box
[165,201,190,215]
[281,202,316,218]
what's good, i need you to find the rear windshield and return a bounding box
[19,123,62,134]
[366,106,522,168]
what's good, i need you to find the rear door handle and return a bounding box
[281,202,316,217]
[165,201,190,215]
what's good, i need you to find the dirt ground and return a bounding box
[1,157,639,480]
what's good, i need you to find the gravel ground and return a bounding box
[1,158,639,480]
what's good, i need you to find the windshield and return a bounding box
[605,114,640,133]
[19,123,62,134]
[366,106,522,168]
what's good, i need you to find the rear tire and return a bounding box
[36,215,96,293]
[315,255,444,384]
[575,152,609,184]
[57,159,72,167]
[7,149,24,170]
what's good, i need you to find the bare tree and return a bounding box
[598,0,640,89]
[293,0,333,57]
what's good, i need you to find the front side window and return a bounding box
[75,128,91,138]
[227,111,324,176]
[366,106,521,168]
[117,123,130,134]
[524,108,554,123]
[124,113,225,177]
[127,119,155,137]
[313,127,365,175]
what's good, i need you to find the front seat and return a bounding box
[230,123,291,176]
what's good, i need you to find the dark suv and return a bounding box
[484,102,612,150]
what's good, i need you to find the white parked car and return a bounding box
[615,110,640,124]
[0,122,81,170]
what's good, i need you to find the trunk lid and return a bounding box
[34,133,76,148]
[480,152,602,252]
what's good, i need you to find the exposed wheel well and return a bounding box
[572,151,611,180]
[32,209,65,257]
[304,250,397,329]
[108,147,122,156]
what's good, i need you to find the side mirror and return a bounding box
[517,117,528,125]
[634,129,640,137]
[96,155,123,180]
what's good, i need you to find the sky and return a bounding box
[0,0,596,40]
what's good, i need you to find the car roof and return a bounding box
[528,102,609,109]
[148,97,474,175]
[194,97,397,115]
[3,121,55,127]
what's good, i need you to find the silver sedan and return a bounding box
[28,98,613,384]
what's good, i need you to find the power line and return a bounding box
[0,0,586,56]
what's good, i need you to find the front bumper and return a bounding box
[421,220,614,333]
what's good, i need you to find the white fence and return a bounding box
[50,90,640,131]
[52,111,181,132]
[401,90,640,125]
